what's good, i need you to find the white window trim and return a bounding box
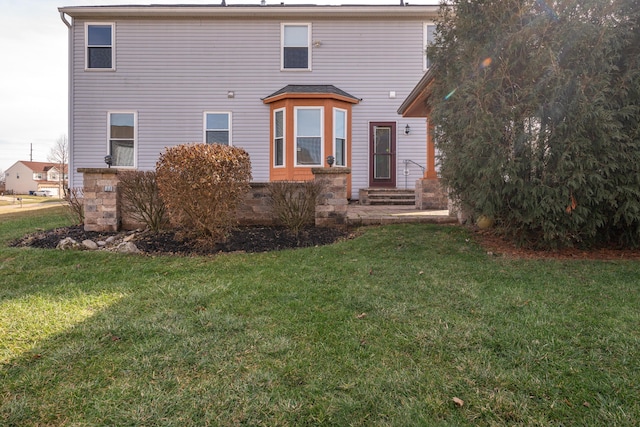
[333,108,348,167]
[294,106,323,167]
[281,23,312,71]
[203,112,233,146]
[85,22,116,71]
[423,22,437,72]
[107,111,137,168]
[273,108,286,168]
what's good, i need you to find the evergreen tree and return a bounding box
[430,0,640,248]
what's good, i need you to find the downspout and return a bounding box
[60,12,74,189]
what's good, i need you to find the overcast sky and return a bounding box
[0,0,435,172]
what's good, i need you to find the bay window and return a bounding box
[274,109,285,167]
[334,108,347,166]
[295,107,322,166]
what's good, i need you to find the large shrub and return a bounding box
[429,0,640,248]
[118,170,168,233]
[155,143,252,242]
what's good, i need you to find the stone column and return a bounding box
[415,178,448,210]
[312,167,351,227]
[77,168,121,232]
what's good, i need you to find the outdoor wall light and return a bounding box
[404,124,411,135]
[104,155,113,168]
[326,155,335,167]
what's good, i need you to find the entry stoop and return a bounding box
[358,188,416,206]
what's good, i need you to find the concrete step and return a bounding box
[360,188,416,206]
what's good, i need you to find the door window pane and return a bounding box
[375,128,391,153]
[374,126,392,179]
[375,156,391,179]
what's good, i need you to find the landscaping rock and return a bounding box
[82,239,99,250]
[115,241,140,254]
[57,237,80,250]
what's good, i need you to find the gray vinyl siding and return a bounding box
[69,15,431,195]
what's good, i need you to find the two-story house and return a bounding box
[4,161,68,197]
[59,3,440,202]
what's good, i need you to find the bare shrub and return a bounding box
[268,180,324,235]
[156,143,252,243]
[64,187,84,225]
[118,170,168,233]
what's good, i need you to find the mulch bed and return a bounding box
[12,224,640,260]
[11,225,356,256]
[473,229,640,260]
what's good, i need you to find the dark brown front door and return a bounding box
[369,122,396,187]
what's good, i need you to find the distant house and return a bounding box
[58,3,444,203]
[4,161,68,197]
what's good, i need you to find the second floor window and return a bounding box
[424,23,436,70]
[86,23,114,70]
[282,24,311,70]
[205,112,231,145]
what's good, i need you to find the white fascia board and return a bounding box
[57,5,440,20]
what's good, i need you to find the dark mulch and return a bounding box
[11,225,355,256]
[473,229,640,260]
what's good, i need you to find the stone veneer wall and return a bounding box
[415,178,449,210]
[312,167,351,227]
[234,183,277,226]
[79,169,351,231]
[77,168,121,232]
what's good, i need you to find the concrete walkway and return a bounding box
[0,196,66,215]
[346,204,457,226]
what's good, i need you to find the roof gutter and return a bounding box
[59,11,74,187]
[59,11,71,28]
[57,5,440,19]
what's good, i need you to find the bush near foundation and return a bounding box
[268,180,324,235]
[64,187,84,225]
[118,170,168,233]
[156,143,252,243]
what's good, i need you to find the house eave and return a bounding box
[397,66,436,118]
[58,4,440,20]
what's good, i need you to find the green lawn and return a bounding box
[1,207,639,426]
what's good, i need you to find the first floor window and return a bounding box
[274,109,285,166]
[334,108,347,166]
[87,23,114,69]
[109,112,135,167]
[295,108,322,166]
[205,112,231,145]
